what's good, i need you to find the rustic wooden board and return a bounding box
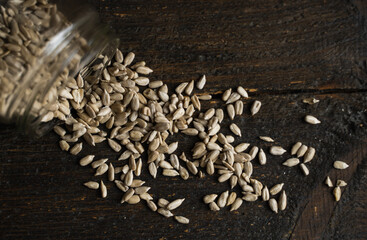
[1,0,367,239]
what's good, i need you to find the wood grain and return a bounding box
[1,0,367,239]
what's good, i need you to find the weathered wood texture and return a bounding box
[1,0,367,239]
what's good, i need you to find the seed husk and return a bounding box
[124,170,134,186]
[175,216,190,224]
[299,163,309,176]
[333,186,341,201]
[226,192,237,206]
[333,161,349,170]
[167,198,185,210]
[337,180,347,187]
[179,166,190,180]
[303,147,315,163]
[196,75,206,90]
[325,176,333,187]
[115,180,129,192]
[249,146,259,160]
[269,146,286,156]
[303,98,319,105]
[291,142,302,155]
[296,145,308,158]
[157,208,174,218]
[269,198,278,213]
[226,92,241,104]
[70,142,83,155]
[304,115,321,124]
[84,181,99,190]
[186,161,198,175]
[283,158,300,167]
[270,183,284,195]
[217,191,229,208]
[185,80,194,95]
[100,180,107,198]
[229,123,241,137]
[235,100,243,115]
[278,190,287,211]
[251,100,261,115]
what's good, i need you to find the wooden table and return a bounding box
[1,0,367,239]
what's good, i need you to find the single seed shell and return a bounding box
[84,181,99,189]
[283,158,300,167]
[174,216,190,224]
[333,161,349,170]
[304,115,321,124]
[269,146,286,156]
[269,198,278,213]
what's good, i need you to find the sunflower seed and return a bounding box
[237,86,248,98]
[283,158,300,167]
[259,136,274,142]
[333,186,341,201]
[95,163,109,176]
[303,98,319,105]
[278,190,287,211]
[167,198,185,210]
[91,158,108,168]
[115,180,129,192]
[147,200,157,212]
[333,161,349,170]
[222,88,232,102]
[158,208,174,218]
[163,169,180,177]
[227,104,235,120]
[176,82,188,94]
[196,75,206,89]
[235,100,243,115]
[229,123,241,137]
[121,188,135,203]
[70,142,83,155]
[325,176,333,187]
[59,140,70,151]
[158,198,170,208]
[84,181,99,190]
[299,163,309,176]
[249,146,259,160]
[337,180,347,187]
[179,166,190,180]
[262,186,270,201]
[291,142,302,155]
[226,192,237,206]
[230,198,243,211]
[203,194,218,204]
[100,180,107,198]
[303,147,315,163]
[124,170,134,186]
[234,143,250,153]
[175,216,190,224]
[304,115,321,124]
[251,100,261,115]
[269,146,286,156]
[296,145,308,158]
[217,191,229,208]
[127,195,141,204]
[218,172,233,183]
[270,183,284,195]
[269,198,278,213]
[242,193,258,202]
[108,138,122,152]
[209,202,220,211]
[54,126,66,137]
[108,163,115,181]
[258,148,267,165]
[226,92,241,104]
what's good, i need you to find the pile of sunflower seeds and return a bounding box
[50,46,349,224]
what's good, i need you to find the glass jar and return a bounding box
[0,0,119,135]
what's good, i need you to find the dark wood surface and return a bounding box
[1,0,367,239]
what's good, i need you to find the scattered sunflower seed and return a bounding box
[175,216,190,224]
[283,158,300,167]
[84,181,99,190]
[304,115,321,125]
[251,100,261,115]
[269,146,287,156]
[325,176,333,187]
[333,161,349,170]
[259,136,274,142]
[337,180,347,187]
[333,186,341,201]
